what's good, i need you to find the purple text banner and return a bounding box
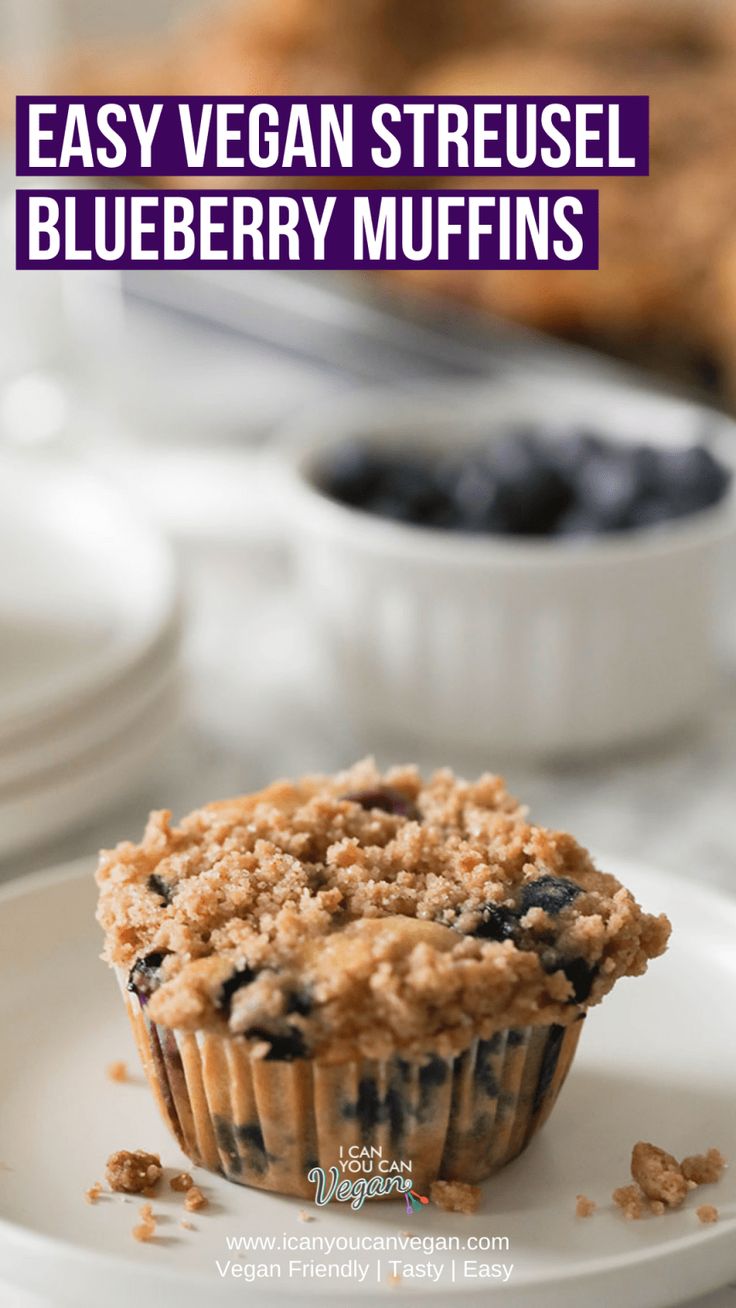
[16,96,648,177]
[16,188,599,271]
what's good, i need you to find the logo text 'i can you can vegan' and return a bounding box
[308,1146,430,1212]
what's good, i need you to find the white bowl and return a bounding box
[284,377,736,757]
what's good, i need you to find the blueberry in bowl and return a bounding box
[315,428,730,540]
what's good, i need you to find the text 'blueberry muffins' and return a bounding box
[96,761,670,1199]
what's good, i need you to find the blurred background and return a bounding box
[0,0,735,896]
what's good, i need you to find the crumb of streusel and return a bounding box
[388,1272,402,1286]
[298,1209,314,1222]
[682,1149,726,1186]
[96,761,671,1063]
[430,1179,481,1214]
[170,1171,194,1192]
[184,1185,208,1212]
[575,1194,596,1218]
[106,1150,162,1195]
[132,1205,156,1242]
[106,1060,128,1083]
[612,1184,648,1220]
[610,1141,726,1223]
[180,1219,194,1230]
[696,1204,719,1224]
[631,1142,689,1208]
[84,1182,102,1205]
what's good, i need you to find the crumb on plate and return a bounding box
[430,1179,481,1215]
[682,1149,726,1186]
[133,1204,156,1242]
[84,1182,102,1205]
[631,1142,689,1208]
[610,1141,726,1223]
[180,1218,194,1230]
[106,1149,162,1195]
[184,1185,208,1212]
[612,1184,649,1220]
[696,1204,719,1224]
[170,1171,194,1192]
[106,1060,128,1083]
[298,1208,314,1222]
[575,1194,596,1218]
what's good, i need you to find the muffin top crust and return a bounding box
[96,760,670,1062]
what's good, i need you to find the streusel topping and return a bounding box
[96,760,670,1061]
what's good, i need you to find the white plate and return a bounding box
[0,858,734,1308]
[0,592,184,753]
[0,678,180,858]
[0,632,181,791]
[0,452,178,735]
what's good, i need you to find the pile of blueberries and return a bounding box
[316,428,731,538]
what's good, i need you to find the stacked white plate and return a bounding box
[0,448,182,859]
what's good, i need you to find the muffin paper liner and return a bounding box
[119,970,583,1199]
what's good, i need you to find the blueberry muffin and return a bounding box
[96,761,670,1199]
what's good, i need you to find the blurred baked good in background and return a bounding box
[16,0,736,405]
[408,46,734,399]
[60,0,520,97]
